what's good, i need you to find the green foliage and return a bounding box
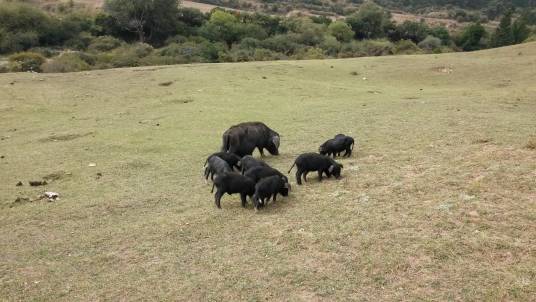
[512,18,530,44]
[292,47,325,60]
[429,26,451,45]
[392,21,430,43]
[41,52,91,73]
[104,0,180,44]
[8,51,46,72]
[393,39,422,55]
[253,48,285,61]
[94,43,154,68]
[64,32,94,50]
[0,3,51,53]
[339,39,394,58]
[491,11,514,47]
[199,10,241,46]
[320,35,342,56]
[88,36,123,52]
[28,47,60,58]
[418,35,442,51]
[328,21,354,42]
[457,23,488,51]
[346,2,392,40]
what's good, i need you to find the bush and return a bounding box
[340,40,394,58]
[0,31,40,54]
[64,32,94,50]
[418,35,442,51]
[165,35,188,45]
[290,47,325,60]
[320,35,341,57]
[393,40,422,55]
[0,3,53,53]
[88,36,123,52]
[103,43,154,68]
[41,52,90,73]
[253,48,285,61]
[8,52,46,72]
[328,21,354,42]
[28,47,60,58]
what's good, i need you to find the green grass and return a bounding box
[1,43,535,301]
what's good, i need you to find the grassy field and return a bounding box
[1,43,535,301]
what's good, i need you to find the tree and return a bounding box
[512,18,530,43]
[104,0,180,44]
[392,21,429,44]
[199,10,241,47]
[457,23,488,51]
[328,21,354,42]
[346,2,392,40]
[491,10,514,47]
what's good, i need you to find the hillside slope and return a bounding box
[1,43,535,301]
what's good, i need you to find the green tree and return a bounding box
[328,21,354,42]
[346,2,392,40]
[491,11,514,47]
[104,0,180,44]
[457,23,488,51]
[199,10,240,46]
[512,18,530,43]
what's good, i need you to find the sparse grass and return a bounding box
[1,43,536,301]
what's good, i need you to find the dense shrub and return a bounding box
[0,31,40,53]
[340,39,394,58]
[328,21,354,42]
[320,35,341,56]
[103,43,154,68]
[41,52,90,73]
[8,52,46,72]
[418,35,442,51]
[28,47,60,58]
[0,3,52,53]
[292,47,325,60]
[64,31,94,50]
[456,23,488,51]
[88,36,122,52]
[393,40,422,55]
[346,2,392,40]
[253,48,285,61]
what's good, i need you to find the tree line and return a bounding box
[0,0,533,73]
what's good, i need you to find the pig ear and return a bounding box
[328,165,334,173]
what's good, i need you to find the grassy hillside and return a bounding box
[1,43,535,301]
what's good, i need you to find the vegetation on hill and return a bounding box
[0,0,533,73]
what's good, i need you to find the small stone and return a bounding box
[88,163,97,167]
[16,181,23,187]
[0,155,4,159]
